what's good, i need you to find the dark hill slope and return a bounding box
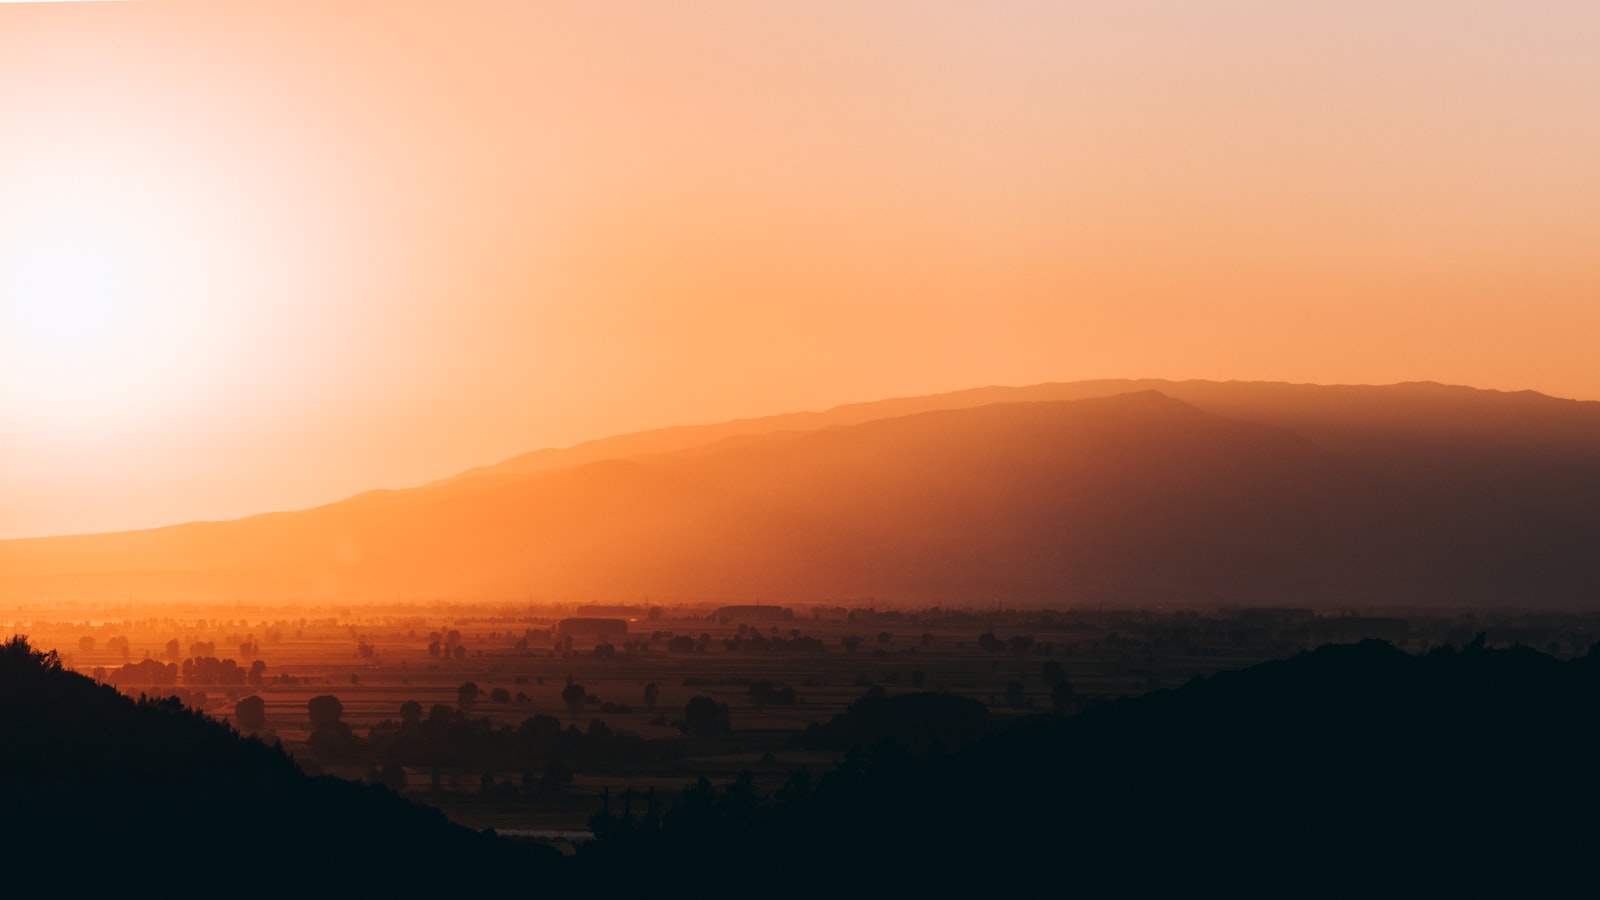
[581,640,1600,897]
[0,638,558,891]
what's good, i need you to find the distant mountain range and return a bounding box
[4,380,1599,608]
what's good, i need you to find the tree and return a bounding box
[165,639,181,661]
[749,681,796,708]
[683,695,731,735]
[458,681,480,712]
[490,687,510,704]
[307,695,344,730]
[644,681,660,709]
[562,683,587,716]
[0,635,61,674]
[536,761,573,798]
[519,714,562,749]
[400,700,423,729]
[1004,680,1026,707]
[78,636,95,651]
[1051,677,1075,712]
[1041,660,1065,686]
[235,695,266,731]
[379,762,407,792]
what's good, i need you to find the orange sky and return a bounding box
[3,1,1598,540]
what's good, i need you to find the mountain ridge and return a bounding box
[4,381,1599,608]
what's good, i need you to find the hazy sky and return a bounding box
[3,1,1598,540]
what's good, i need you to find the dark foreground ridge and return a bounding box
[0,636,560,891]
[6,634,1600,895]
[577,637,1600,897]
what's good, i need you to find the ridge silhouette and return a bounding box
[3,381,1598,606]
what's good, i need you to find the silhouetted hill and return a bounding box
[580,639,1600,896]
[0,637,557,891]
[4,381,1599,607]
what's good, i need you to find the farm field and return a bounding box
[10,599,1595,833]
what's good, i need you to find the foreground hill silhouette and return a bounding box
[6,633,1600,894]
[3,380,1599,606]
[579,638,1600,896]
[0,637,556,890]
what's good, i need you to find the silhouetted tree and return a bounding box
[235,695,266,731]
[562,683,587,716]
[400,700,423,729]
[378,762,406,792]
[1,635,60,673]
[1051,677,1075,712]
[748,681,797,708]
[644,681,660,709]
[308,695,344,729]
[536,760,573,798]
[683,695,731,735]
[519,714,562,750]
[1041,660,1065,686]
[1005,681,1025,707]
[307,695,357,757]
[458,681,480,712]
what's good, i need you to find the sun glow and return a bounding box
[0,162,227,435]
[8,219,135,352]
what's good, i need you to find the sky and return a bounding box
[2,0,1598,540]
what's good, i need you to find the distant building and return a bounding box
[713,605,794,625]
[575,604,647,618]
[556,617,629,641]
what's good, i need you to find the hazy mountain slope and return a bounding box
[440,379,1600,491]
[7,385,1598,607]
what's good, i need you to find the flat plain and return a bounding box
[12,599,1592,833]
